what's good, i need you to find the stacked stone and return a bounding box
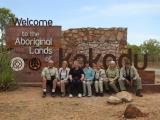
[62,27,127,62]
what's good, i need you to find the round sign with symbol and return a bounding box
[11,57,25,71]
[29,57,41,70]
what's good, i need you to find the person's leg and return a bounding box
[42,78,47,97]
[60,80,66,96]
[103,79,109,91]
[94,81,99,93]
[82,81,87,96]
[135,77,143,97]
[51,79,57,97]
[69,80,76,96]
[86,81,92,96]
[77,80,83,97]
[118,79,126,91]
[109,80,119,93]
[99,80,104,96]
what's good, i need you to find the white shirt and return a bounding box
[58,67,70,80]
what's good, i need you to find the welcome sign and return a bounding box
[6,26,61,82]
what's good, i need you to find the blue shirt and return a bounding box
[83,67,95,81]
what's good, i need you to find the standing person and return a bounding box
[83,61,95,97]
[94,63,106,96]
[105,61,119,93]
[118,60,143,97]
[41,60,59,97]
[69,60,84,98]
[58,61,70,97]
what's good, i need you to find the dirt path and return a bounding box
[0,87,160,120]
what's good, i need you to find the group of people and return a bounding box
[41,59,143,98]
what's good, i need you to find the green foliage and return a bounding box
[0,7,16,51]
[127,44,141,54]
[127,39,160,55]
[140,39,160,55]
[0,51,16,91]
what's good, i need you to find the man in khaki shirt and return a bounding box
[118,60,143,97]
[41,60,58,97]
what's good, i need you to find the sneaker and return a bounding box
[82,94,86,97]
[69,94,73,98]
[42,92,46,98]
[78,93,82,98]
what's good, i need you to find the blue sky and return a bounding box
[0,0,160,45]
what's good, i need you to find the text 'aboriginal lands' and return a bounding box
[6,26,62,55]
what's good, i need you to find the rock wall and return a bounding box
[62,27,127,64]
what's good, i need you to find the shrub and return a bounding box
[0,52,16,91]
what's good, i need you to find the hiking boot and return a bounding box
[95,92,99,96]
[51,92,56,97]
[42,92,46,98]
[99,93,104,97]
[136,89,143,97]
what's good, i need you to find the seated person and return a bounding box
[94,63,106,96]
[58,61,70,97]
[83,61,95,97]
[41,60,59,97]
[69,60,84,98]
[105,61,119,93]
[118,60,143,97]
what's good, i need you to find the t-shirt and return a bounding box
[69,67,84,80]
[83,67,95,81]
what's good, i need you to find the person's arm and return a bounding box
[81,74,85,81]
[120,68,131,86]
[113,69,119,81]
[132,67,139,80]
[55,68,59,80]
[90,68,95,80]
[64,68,70,81]
[119,68,126,81]
[80,69,85,81]
[100,69,106,81]
[69,69,73,80]
[58,68,61,80]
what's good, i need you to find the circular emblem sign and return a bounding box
[29,57,41,70]
[11,57,25,71]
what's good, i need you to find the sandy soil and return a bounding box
[0,87,160,120]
